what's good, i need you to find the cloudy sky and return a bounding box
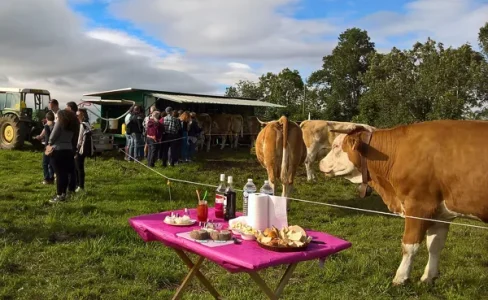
[0,0,487,103]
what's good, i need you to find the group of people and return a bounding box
[36,99,93,203]
[124,105,201,167]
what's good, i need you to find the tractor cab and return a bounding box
[0,88,51,149]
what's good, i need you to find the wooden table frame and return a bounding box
[172,249,299,300]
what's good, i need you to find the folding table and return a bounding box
[129,208,351,300]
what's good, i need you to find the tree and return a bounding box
[359,38,488,127]
[224,80,262,99]
[315,28,376,121]
[258,68,305,120]
[479,22,488,56]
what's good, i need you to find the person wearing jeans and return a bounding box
[161,107,181,166]
[146,110,163,167]
[126,105,144,161]
[48,109,79,203]
[36,111,56,184]
[75,109,91,193]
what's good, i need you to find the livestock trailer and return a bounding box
[81,87,284,150]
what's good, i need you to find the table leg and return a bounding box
[248,263,298,300]
[173,249,222,299]
[172,255,205,300]
[274,263,298,298]
[248,272,278,300]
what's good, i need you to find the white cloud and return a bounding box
[0,0,214,105]
[108,0,338,61]
[356,0,488,49]
[1,0,487,107]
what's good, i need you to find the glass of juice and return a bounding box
[197,201,208,223]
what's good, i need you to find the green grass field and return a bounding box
[0,147,487,300]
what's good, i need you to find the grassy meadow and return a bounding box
[0,147,487,300]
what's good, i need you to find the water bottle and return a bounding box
[242,179,257,216]
[260,180,274,195]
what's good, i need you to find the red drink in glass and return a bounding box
[214,202,224,219]
[197,202,208,222]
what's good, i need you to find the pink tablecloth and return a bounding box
[129,208,352,273]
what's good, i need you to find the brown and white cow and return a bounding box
[319,120,488,285]
[195,113,212,152]
[229,114,244,149]
[255,116,306,207]
[247,116,261,151]
[300,120,376,181]
[211,114,233,149]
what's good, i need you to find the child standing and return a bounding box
[36,111,55,184]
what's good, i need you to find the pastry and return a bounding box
[210,230,232,241]
[189,229,210,240]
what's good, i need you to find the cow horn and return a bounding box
[256,118,268,125]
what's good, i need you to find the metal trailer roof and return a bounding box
[151,92,284,108]
[0,87,50,94]
[83,87,284,108]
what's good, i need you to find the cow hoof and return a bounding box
[420,274,437,284]
[392,277,409,286]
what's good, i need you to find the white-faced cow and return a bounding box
[319,120,488,285]
[300,120,375,181]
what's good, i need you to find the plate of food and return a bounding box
[188,229,233,243]
[164,215,197,226]
[256,225,313,252]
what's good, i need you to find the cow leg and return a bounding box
[393,218,428,285]
[220,135,227,150]
[234,134,239,148]
[304,149,317,182]
[420,223,450,283]
[206,135,211,152]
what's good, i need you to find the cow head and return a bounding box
[319,123,375,184]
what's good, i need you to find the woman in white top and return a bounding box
[75,109,91,192]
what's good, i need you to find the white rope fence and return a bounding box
[119,149,488,231]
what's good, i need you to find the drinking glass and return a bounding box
[197,201,208,223]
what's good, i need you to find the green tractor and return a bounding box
[0,88,51,150]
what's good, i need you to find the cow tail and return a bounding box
[279,115,289,184]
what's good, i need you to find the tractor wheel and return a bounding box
[0,115,26,150]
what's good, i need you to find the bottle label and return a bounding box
[215,194,225,203]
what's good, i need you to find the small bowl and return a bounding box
[240,232,256,241]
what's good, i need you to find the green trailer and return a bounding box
[81,87,284,150]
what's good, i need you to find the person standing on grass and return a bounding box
[74,109,92,193]
[65,102,80,189]
[161,107,181,167]
[49,99,60,122]
[36,111,55,184]
[124,106,133,161]
[48,109,79,203]
[146,110,163,167]
[180,111,190,162]
[126,105,144,162]
[187,112,201,162]
[143,105,157,158]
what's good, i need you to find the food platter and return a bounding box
[163,219,197,226]
[256,239,309,252]
[255,225,312,252]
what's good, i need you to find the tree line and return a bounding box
[225,23,488,128]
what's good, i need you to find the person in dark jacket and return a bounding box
[36,111,55,184]
[187,112,201,161]
[180,111,190,162]
[48,109,79,203]
[126,105,144,161]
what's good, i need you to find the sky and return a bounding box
[0,0,487,104]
